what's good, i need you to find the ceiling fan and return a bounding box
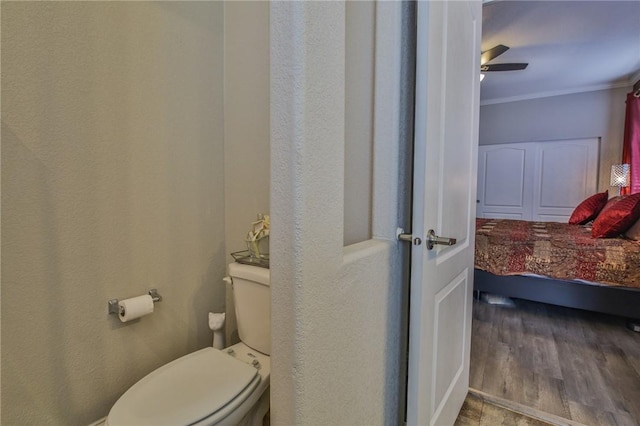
[480,44,528,72]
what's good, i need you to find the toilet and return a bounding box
[106,262,271,426]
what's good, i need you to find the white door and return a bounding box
[406,1,481,425]
[477,143,535,220]
[533,139,599,221]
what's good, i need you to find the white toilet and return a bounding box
[106,263,271,426]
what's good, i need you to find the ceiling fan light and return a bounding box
[480,73,485,82]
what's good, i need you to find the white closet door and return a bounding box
[477,143,535,220]
[533,139,599,221]
[477,138,599,222]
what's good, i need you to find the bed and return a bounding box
[474,218,640,321]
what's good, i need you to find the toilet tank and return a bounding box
[228,262,270,355]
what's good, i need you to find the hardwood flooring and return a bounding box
[456,390,562,426]
[470,297,640,426]
[455,393,548,426]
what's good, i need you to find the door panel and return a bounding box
[534,140,599,220]
[433,271,468,416]
[485,149,526,206]
[477,145,534,219]
[406,1,480,425]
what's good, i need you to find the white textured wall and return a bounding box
[1,3,225,424]
[270,2,405,424]
[479,87,629,191]
[223,1,270,346]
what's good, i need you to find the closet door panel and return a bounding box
[477,144,534,220]
[533,139,599,221]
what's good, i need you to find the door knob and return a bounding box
[426,230,456,250]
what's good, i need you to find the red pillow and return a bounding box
[601,195,626,214]
[592,192,640,238]
[568,190,609,224]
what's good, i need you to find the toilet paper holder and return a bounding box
[108,289,162,315]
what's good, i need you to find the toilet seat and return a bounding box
[107,347,260,426]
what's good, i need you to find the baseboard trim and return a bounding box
[468,388,586,426]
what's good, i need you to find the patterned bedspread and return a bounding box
[475,218,640,288]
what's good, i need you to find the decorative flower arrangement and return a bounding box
[246,214,270,259]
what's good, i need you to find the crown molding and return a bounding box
[480,81,633,106]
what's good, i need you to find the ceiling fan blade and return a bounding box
[481,63,528,72]
[480,44,509,65]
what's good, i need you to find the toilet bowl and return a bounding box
[106,263,270,426]
[106,342,270,426]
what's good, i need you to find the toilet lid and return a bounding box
[107,348,259,426]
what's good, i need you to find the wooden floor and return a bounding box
[470,297,640,426]
[455,391,556,426]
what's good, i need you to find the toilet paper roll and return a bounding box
[118,294,154,322]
